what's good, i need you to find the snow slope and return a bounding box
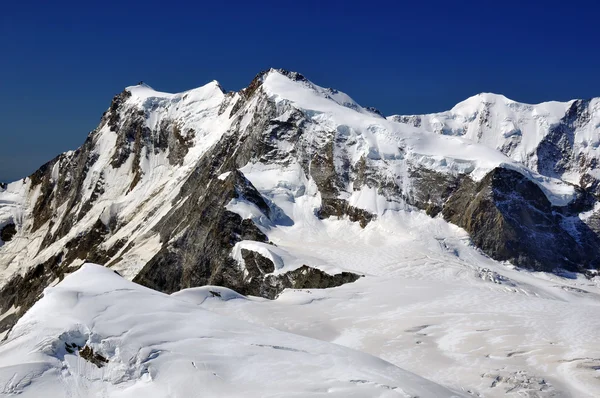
[0,264,463,397]
[389,93,600,186]
[203,208,600,397]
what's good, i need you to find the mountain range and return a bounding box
[1,69,600,396]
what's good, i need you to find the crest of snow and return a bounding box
[225,198,271,227]
[230,240,317,275]
[171,285,248,305]
[388,93,600,185]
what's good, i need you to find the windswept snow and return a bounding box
[0,264,463,397]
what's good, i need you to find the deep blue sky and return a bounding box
[1,0,599,182]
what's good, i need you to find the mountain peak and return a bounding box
[450,92,515,114]
[122,80,225,104]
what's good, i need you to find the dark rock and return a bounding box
[442,167,600,272]
[390,115,422,128]
[62,219,124,265]
[262,265,361,299]
[318,198,374,228]
[408,168,464,217]
[364,106,385,118]
[309,140,342,199]
[133,169,270,294]
[536,99,598,193]
[0,223,16,242]
[105,90,132,133]
[79,345,108,368]
[217,249,361,299]
[242,248,275,275]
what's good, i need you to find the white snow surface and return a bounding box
[389,93,600,186]
[0,264,463,398]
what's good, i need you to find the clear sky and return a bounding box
[1,0,599,182]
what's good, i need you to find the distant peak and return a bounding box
[477,92,513,102]
[252,68,306,83]
[270,68,308,82]
[463,92,514,105]
[450,92,516,114]
[135,81,154,90]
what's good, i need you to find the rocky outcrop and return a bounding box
[230,249,361,299]
[442,167,600,272]
[318,199,374,228]
[536,100,587,177]
[263,265,362,298]
[133,168,270,293]
[0,223,16,243]
[407,168,464,217]
[536,99,600,195]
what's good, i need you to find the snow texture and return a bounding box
[0,264,462,397]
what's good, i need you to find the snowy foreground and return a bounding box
[0,264,463,397]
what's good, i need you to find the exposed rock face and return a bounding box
[536,99,600,195]
[78,345,109,368]
[264,266,361,297]
[318,198,374,228]
[1,68,600,335]
[219,249,361,299]
[133,170,272,294]
[443,168,599,272]
[407,168,463,217]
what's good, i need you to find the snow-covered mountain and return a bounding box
[389,93,600,193]
[1,69,600,396]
